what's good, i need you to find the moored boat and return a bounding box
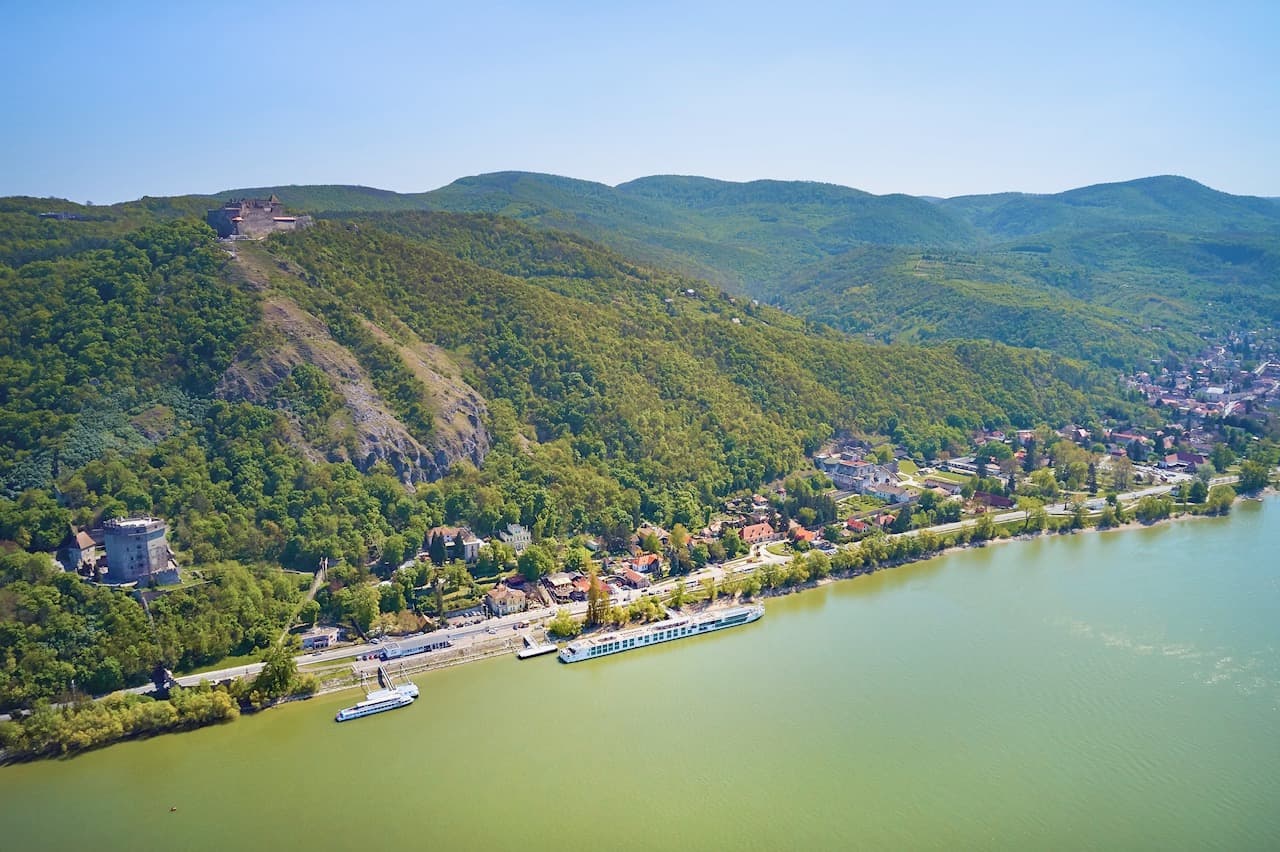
[559,604,763,663]
[335,682,419,722]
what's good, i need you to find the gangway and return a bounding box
[375,663,419,698]
[516,632,558,660]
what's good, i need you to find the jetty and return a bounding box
[516,633,558,660]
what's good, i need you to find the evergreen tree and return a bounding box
[429,532,447,566]
[1188,478,1208,504]
[585,565,608,628]
[433,573,446,619]
[891,508,913,533]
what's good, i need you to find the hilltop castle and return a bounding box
[206,195,312,239]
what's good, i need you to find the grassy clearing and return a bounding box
[921,469,970,484]
[179,649,264,677]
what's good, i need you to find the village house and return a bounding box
[972,491,1015,510]
[922,476,963,496]
[618,566,650,589]
[429,526,484,563]
[789,525,817,545]
[630,553,662,574]
[497,523,532,554]
[870,483,912,504]
[739,521,777,545]
[486,585,528,617]
[299,627,340,651]
[634,525,670,548]
[543,572,575,603]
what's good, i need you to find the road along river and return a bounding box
[3,497,1278,850]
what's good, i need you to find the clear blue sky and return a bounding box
[4,0,1278,203]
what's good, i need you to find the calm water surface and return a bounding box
[4,499,1280,850]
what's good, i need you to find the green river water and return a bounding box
[4,499,1280,850]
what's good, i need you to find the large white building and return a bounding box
[498,523,532,554]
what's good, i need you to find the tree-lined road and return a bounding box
[124,474,1242,696]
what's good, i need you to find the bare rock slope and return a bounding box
[216,252,488,485]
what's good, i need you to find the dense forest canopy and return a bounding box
[0,191,1154,709]
[205,172,1280,369]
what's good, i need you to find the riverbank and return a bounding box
[3,488,1272,763]
[7,498,1279,850]
[752,486,1274,602]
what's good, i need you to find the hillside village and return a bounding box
[65,331,1276,649]
[1126,333,1280,423]
[374,363,1278,642]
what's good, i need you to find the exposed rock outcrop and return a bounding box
[216,296,488,486]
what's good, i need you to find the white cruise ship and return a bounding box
[335,682,419,722]
[558,604,763,663]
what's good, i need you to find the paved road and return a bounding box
[120,474,1244,696]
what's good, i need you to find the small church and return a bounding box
[206,195,312,239]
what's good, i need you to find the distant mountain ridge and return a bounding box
[10,171,1280,368]
[205,171,1280,236]
[939,175,1280,239]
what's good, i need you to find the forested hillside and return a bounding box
[0,199,1141,549]
[938,176,1280,239]
[269,215,1136,521]
[0,196,1145,708]
[214,172,1280,369]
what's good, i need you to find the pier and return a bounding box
[516,633,558,659]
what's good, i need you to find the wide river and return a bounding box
[4,499,1280,850]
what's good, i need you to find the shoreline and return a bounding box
[687,486,1277,608]
[265,486,1280,697]
[4,488,1273,762]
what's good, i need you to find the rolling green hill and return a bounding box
[775,225,1280,366]
[213,172,979,294]
[940,176,1280,239]
[0,197,1150,712]
[17,170,1280,373]
[0,199,1138,549]
[403,172,1280,366]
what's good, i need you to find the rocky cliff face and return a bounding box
[216,295,488,486]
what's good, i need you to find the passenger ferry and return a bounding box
[558,604,763,663]
[335,682,419,722]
